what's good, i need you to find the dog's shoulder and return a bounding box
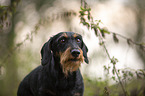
[21,66,43,83]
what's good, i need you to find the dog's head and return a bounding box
[41,32,89,76]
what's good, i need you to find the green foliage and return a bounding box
[84,76,107,96]
[84,76,145,96]
[80,0,145,96]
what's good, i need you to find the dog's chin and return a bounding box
[61,58,83,76]
[69,58,80,62]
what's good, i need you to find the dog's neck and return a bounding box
[43,56,79,78]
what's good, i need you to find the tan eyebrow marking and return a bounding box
[63,33,68,38]
[73,33,78,38]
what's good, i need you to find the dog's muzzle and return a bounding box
[71,49,80,57]
[59,47,84,76]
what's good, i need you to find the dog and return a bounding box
[17,32,89,96]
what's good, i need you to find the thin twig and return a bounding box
[110,31,145,47]
[0,21,40,66]
[98,28,128,96]
[113,65,128,96]
[97,29,111,60]
[80,1,129,95]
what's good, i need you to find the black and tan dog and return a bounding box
[17,32,89,96]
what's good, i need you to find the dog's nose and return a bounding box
[71,49,80,57]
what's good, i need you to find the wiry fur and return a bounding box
[60,47,84,76]
[17,32,89,96]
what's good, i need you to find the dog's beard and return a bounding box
[59,47,84,76]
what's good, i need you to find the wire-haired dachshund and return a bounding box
[17,32,89,96]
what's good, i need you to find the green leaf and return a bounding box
[123,73,127,79]
[99,41,104,46]
[127,39,132,46]
[112,69,115,75]
[88,14,90,20]
[101,28,110,34]
[111,57,118,65]
[101,30,105,38]
[113,33,119,43]
[80,6,84,10]
[104,65,108,71]
[112,76,116,81]
[129,71,133,77]
[79,11,85,16]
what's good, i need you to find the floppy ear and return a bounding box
[82,41,89,64]
[41,38,53,66]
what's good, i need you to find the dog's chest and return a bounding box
[55,75,76,90]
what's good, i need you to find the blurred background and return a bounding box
[0,0,145,96]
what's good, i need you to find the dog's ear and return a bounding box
[82,41,89,64]
[41,38,54,66]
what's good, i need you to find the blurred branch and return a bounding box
[79,0,145,61]
[80,0,145,95]
[0,9,77,67]
[79,0,144,95]
[39,10,76,24]
[0,0,20,31]
[80,1,145,51]
[0,20,40,67]
[110,31,145,51]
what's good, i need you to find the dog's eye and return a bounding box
[76,38,81,43]
[60,38,66,43]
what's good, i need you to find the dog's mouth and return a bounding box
[68,58,81,62]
